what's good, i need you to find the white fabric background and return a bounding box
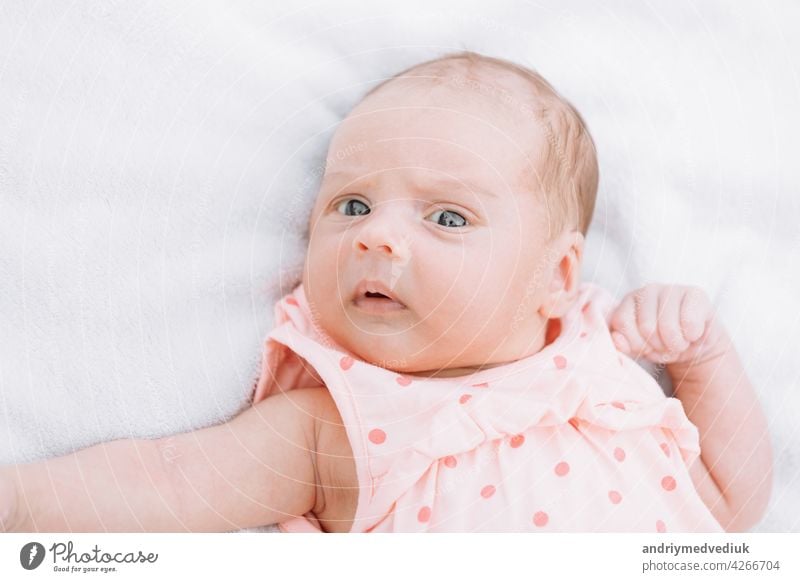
[1,0,798,532]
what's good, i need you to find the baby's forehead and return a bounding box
[341,72,547,158]
[325,61,554,198]
[362,63,539,118]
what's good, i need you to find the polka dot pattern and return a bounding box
[339,356,354,371]
[286,297,299,306]
[368,429,386,445]
[352,395,685,529]
[417,506,431,523]
[553,355,567,369]
[396,375,412,387]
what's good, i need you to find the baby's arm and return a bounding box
[668,331,772,532]
[1,388,328,532]
[610,284,773,532]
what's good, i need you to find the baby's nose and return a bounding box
[354,232,409,259]
[352,214,411,260]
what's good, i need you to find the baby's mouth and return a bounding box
[366,291,390,299]
[352,280,407,313]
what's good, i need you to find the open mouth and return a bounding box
[353,281,407,313]
[365,291,390,299]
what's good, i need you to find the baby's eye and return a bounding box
[335,198,370,217]
[427,208,468,228]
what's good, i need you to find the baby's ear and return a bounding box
[537,230,584,319]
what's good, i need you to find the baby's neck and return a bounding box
[410,361,506,379]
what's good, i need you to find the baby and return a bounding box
[0,51,773,533]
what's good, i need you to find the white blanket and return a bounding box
[1,0,798,532]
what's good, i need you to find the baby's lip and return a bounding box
[353,279,406,307]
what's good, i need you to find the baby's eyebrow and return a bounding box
[323,171,499,200]
[421,177,499,200]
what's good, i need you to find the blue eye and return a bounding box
[336,199,370,216]
[428,208,468,228]
[334,198,468,227]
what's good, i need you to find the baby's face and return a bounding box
[303,77,573,375]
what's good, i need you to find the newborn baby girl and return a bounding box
[0,51,772,533]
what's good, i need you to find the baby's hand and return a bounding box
[609,284,729,367]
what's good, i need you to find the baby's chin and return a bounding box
[333,313,517,374]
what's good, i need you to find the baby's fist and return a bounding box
[609,284,723,366]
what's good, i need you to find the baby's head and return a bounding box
[302,51,598,377]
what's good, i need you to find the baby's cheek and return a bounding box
[306,237,340,280]
[437,296,495,340]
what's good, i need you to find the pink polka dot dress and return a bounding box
[253,283,724,533]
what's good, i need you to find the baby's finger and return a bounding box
[680,287,712,343]
[610,293,651,357]
[635,285,667,353]
[608,300,632,353]
[610,331,630,354]
[657,287,690,355]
